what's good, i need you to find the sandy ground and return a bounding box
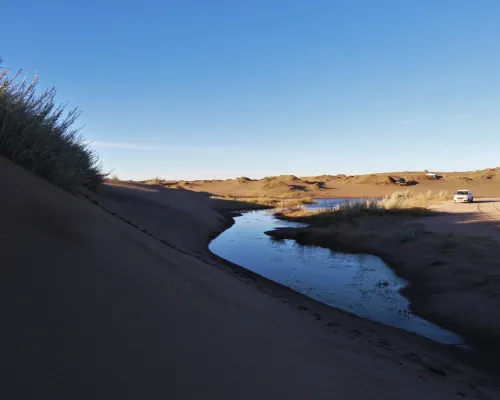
[3,158,500,399]
[425,199,500,240]
[150,172,500,199]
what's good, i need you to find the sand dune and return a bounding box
[2,157,500,399]
[143,168,500,200]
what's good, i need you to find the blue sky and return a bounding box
[2,0,499,180]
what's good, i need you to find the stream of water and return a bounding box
[209,199,464,345]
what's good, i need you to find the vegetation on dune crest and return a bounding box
[0,60,104,189]
[237,176,252,184]
[144,176,162,185]
[263,181,290,189]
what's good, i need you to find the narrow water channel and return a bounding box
[210,199,464,345]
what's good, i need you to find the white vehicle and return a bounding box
[453,189,474,203]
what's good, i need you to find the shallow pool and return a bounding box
[209,199,464,345]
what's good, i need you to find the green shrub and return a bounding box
[0,60,104,189]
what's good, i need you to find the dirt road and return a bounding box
[426,199,500,239]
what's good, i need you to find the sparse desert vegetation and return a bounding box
[145,176,162,185]
[275,190,451,225]
[210,194,315,209]
[0,61,103,189]
[138,168,500,201]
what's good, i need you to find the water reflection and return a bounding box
[210,200,463,345]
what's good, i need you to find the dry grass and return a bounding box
[145,176,162,185]
[0,60,104,189]
[263,181,289,190]
[275,190,451,226]
[276,193,315,202]
[380,189,451,209]
[347,174,394,185]
[263,174,300,182]
[210,195,315,209]
[237,177,251,184]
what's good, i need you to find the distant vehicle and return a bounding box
[426,173,443,180]
[453,190,474,203]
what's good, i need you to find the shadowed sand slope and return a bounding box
[86,181,231,252]
[2,158,499,399]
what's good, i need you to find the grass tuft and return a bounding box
[276,190,451,225]
[0,61,104,189]
[145,176,162,185]
[380,189,451,210]
[210,195,316,209]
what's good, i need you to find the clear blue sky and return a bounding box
[2,0,499,180]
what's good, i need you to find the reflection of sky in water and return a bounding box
[210,200,463,345]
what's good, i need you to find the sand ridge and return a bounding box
[139,168,500,200]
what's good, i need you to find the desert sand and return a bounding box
[3,157,500,399]
[146,168,500,200]
[425,199,500,239]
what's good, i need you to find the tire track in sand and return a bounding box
[426,199,500,240]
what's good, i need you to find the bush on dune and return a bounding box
[0,60,104,189]
[145,176,162,185]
